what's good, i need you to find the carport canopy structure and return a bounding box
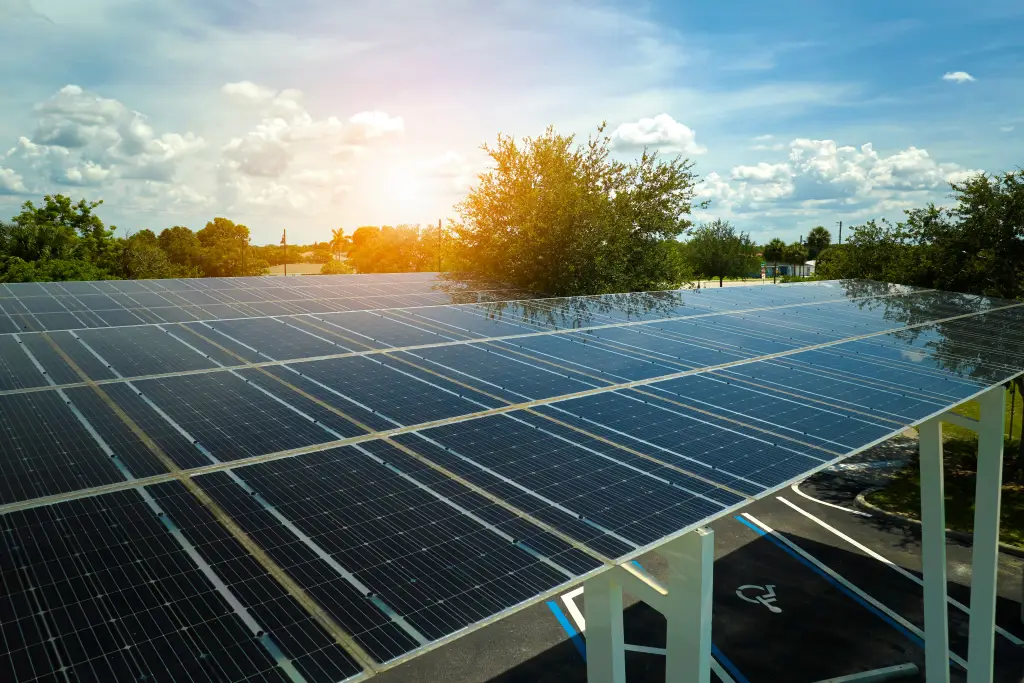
[0,275,1021,683]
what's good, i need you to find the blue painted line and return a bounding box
[734,515,927,650]
[546,600,586,660]
[712,644,752,683]
[632,560,751,683]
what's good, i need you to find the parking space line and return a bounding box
[777,495,1024,646]
[737,513,968,670]
[790,482,871,517]
[553,564,746,683]
[546,600,587,659]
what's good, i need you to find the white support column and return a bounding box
[967,385,1006,683]
[663,527,715,683]
[584,572,626,683]
[919,417,950,683]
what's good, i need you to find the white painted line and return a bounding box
[559,584,738,683]
[776,496,1024,646]
[811,662,918,683]
[562,586,586,631]
[790,482,871,517]
[741,512,969,669]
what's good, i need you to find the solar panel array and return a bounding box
[2,274,1023,683]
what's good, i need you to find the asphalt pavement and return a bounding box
[378,464,1024,683]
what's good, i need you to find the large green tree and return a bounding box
[912,170,1024,299]
[196,217,268,277]
[158,226,203,272]
[346,225,432,273]
[0,195,121,281]
[454,123,705,295]
[683,219,758,287]
[805,226,831,259]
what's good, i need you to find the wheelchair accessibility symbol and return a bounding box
[736,584,782,613]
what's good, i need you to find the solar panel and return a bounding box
[2,275,1024,681]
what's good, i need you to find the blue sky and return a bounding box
[0,0,1021,246]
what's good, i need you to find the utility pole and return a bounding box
[281,229,287,277]
[836,221,842,245]
[437,218,443,272]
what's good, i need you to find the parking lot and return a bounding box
[379,464,1024,683]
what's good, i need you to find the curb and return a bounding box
[855,487,1024,559]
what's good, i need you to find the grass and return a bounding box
[865,383,1024,547]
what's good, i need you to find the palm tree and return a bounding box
[330,228,349,260]
[763,238,786,283]
[806,226,831,259]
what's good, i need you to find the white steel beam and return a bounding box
[663,527,715,683]
[585,573,626,683]
[940,411,980,432]
[918,417,950,683]
[967,385,1006,683]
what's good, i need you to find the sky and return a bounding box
[0,0,1021,246]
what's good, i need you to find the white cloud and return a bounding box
[222,81,277,104]
[752,134,775,141]
[942,71,975,83]
[345,111,405,142]
[1001,125,1015,133]
[6,85,205,188]
[217,83,404,179]
[0,167,27,194]
[222,136,291,177]
[64,161,112,186]
[609,114,707,154]
[700,137,981,216]
[752,143,785,151]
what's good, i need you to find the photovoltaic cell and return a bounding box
[0,391,125,505]
[0,485,359,683]
[0,336,50,391]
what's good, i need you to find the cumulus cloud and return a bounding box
[5,85,205,188]
[0,167,27,194]
[609,114,707,154]
[218,82,404,179]
[222,81,277,103]
[942,71,975,83]
[700,138,981,216]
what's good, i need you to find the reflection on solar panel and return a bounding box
[3,273,1024,681]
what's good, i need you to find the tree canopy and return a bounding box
[816,169,1024,300]
[0,195,270,282]
[683,219,758,286]
[806,225,831,258]
[454,123,704,296]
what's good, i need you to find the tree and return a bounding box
[806,226,831,259]
[763,238,785,283]
[454,122,705,295]
[683,219,758,287]
[121,232,176,279]
[196,217,267,277]
[909,169,1024,300]
[158,226,203,272]
[0,195,121,280]
[783,241,809,271]
[329,228,349,258]
[320,259,354,275]
[346,225,433,273]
